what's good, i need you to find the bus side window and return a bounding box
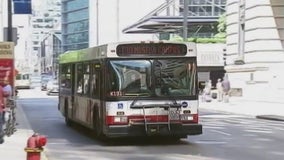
[77,80,83,93]
[83,74,90,95]
[76,64,83,94]
[90,74,96,97]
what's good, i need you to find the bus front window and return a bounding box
[107,58,197,97]
[153,59,197,96]
[108,60,151,96]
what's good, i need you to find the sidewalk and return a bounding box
[199,96,284,121]
[0,103,48,160]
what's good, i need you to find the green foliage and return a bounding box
[188,37,225,43]
[169,14,227,43]
[169,36,225,43]
[214,14,226,38]
[217,14,226,33]
[170,35,184,42]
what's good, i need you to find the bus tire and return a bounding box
[93,106,103,138]
[65,100,72,126]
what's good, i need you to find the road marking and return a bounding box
[244,129,273,134]
[201,115,246,118]
[211,129,231,136]
[194,140,227,144]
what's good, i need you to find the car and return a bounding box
[30,76,41,88]
[46,79,59,95]
[41,76,52,91]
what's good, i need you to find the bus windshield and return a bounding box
[107,58,197,97]
[16,74,30,80]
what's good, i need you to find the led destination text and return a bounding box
[117,44,187,56]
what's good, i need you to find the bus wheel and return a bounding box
[93,106,103,138]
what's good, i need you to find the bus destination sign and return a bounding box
[116,43,187,56]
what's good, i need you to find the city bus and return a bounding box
[58,41,202,139]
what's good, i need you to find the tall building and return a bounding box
[61,0,165,52]
[182,0,226,38]
[226,0,284,100]
[61,0,89,52]
[30,0,61,73]
[40,30,61,76]
[123,0,226,39]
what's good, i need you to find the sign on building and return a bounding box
[13,0,32,14]
[0,42,15,87]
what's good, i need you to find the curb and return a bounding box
[256,115,284,122]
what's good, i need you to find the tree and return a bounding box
[214,14,226,38]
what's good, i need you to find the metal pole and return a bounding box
[96,0,99,45]
[7,0,12,41]
[166,0,170,16]
[183,0,189,41]
[116,0,120,41]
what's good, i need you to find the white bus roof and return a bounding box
[59,41,196,64]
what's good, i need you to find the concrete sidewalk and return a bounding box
[0,103,48,160]
[199,96,284,121]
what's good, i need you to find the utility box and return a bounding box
[3,27,18,46]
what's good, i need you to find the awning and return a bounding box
[123,16,219,34]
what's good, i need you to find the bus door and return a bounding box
[71,64,76,107]
[91,62,103,133]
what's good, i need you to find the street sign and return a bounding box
[13,0,32,14]
[0,42,15,87]
[0,42,14,59]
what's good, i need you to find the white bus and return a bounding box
[58,41,202,139]
[15,73,31,89]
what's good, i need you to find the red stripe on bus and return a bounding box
[106,114,198,125]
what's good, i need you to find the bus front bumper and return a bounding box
[105,123,202,138]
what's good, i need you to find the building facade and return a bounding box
[31,0,61,74]
[181,0,226,38]
[226,0,284,100]
[61,0,89,52]
[61,0,166,52]
[40,30,61,77]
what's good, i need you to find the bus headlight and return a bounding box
[114,116,128,123]
[180,114,193,121]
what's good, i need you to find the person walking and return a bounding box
[216,78,223,102]
[222,74,231,103]
[202,79,212,102]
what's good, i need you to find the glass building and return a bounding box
[185,0,226,37]
[123,0,226,38]
[61,0,89,52]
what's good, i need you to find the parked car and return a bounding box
[46,79,59,95]
[41,76,52,91]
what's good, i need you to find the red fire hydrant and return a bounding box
[24,133,47,160]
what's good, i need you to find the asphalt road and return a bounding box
[17,88,284,160]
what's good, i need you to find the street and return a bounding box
[17,88,284,160]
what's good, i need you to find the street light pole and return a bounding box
[183,0,189,41]
[96,0,99,45]
[7,0,13,41]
